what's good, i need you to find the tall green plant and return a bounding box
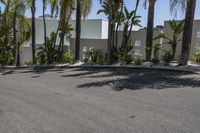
[0,0,31,66]
[154,19,184,60]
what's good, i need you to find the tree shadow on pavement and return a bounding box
[68,68,200,91]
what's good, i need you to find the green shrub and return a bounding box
[62,51,74,64]
[36,32,66,65]
[135,56,142,65]
[162,51,172,65]
[151,44,162,64]
[82,52,89,63]
[125,54,133,64]
[37,47,47,65]
[151,58,159,64]
[24,61,33,66]
[87,49,105,64]
[192,49,200,63]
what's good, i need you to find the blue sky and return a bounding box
[1,0,200,26]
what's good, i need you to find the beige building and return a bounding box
[19,18,200,64]
[163,20,200,60]
[20,18,108,64]
[70,29,162,61]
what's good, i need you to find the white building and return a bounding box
[20,17,200,65]
[20,18,108,64]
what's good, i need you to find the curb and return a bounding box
[0,65,199,74]
[80,65,200,74]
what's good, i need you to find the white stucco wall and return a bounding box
[35,18,60,45]
[70,19,105,39]
[101,20,109,39]
[34,18,108,42]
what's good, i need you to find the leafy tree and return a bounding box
[154,19,184,60]
[98,0,140,63]
[0,0,31,66]
[98,0,123,64]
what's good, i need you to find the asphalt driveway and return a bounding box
[0,68,200,133]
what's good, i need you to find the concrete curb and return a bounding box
[0,64,200,74]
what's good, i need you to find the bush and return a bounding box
[24,61,33,66]
[87,49,105,64]
[192,49,200,63]
[162,51,172,65]
[37,47,47,65]
[151,44,162,64]
[135,56,142,65]
[62,52,74,64]
[125,54,133,64]
[151,58,159,64]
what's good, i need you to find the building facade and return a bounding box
[19,18,200,65]
[20,18,108,64]
[163,20,200,60]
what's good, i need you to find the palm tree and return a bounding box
[170,0,197,65]
[154,19,184,60]
[12,0,29,66]
[98,0,123,64]
[75,0,92,62]
[31,0,36,64]
[180,0,197,65]
[0,0,31,66]
[57,0,74,51]
[16,16,32,66]
[145,0,157,61]
[42,0,47,49]
[75,0,81,62]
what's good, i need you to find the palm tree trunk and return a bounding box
[13,9,17,65]
[145,0,156,61]
[43,0,47,50]
[106,1,113,64]
[75,0,81,62]
[180,0,196,65]
[31,0,36,64]
[16,42,20,66]
[172,35,177,60]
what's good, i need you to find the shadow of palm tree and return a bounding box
[72,68,200,91]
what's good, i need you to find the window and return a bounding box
[135,40,141,46]
[83,46,87,52]
[197,31,200,38]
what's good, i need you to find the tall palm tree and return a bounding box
[16,16,32,66]
[154,19,184,60]
[42,0,47,49]
[99,0,123,64]
[75,0,92,62]
[180,0,197,65]
[0,0,31,66]
[170,0,197,65]
[12,0,28,66]
[145,0,157,61]
[31,0,36,64]
[58,0,73,51]
[75,0,81,62]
